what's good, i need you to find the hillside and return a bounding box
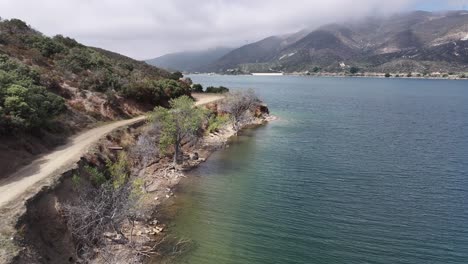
[0,18,191,178]
[207,11,468,74]
[146,47,233,72]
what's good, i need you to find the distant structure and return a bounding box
[251,73,284,76]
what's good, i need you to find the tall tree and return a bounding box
[151,95,205,165]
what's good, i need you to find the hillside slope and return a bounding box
[209,11,468,74]
[146,47,233,72]
[0,18,191,178]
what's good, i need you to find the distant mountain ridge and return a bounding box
[146,47,233,72]
[204,11,468,74]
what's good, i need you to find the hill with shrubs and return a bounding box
[0,18,191,178]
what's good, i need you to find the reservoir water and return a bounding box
[169,76,468,264]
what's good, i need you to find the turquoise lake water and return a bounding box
[170,75,468,264]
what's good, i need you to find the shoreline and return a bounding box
[93,108,277,263]
[0,95,263,263]
[141,112,277,262]
[189,73,468,81]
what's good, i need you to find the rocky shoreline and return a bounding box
[1,99,275,264]
[106,105,276,263]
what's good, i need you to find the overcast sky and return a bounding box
[0,0,467,59]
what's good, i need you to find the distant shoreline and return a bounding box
[189,73,468,81]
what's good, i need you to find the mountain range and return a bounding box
[147,11,468,74]
[146,47,233,72]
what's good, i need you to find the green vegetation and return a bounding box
[121,78,190,104]
[151,96,206,164]
[0,18,190,113]
[192,83,204,93]
[170,71,183,80]
[0,18,194,137]
[71,174,82,188]
[349,66,359,74]
[0,55,65,133]
[205,86,229,93]
[84,165,107,186]
[191,84,229,94]
[107,152,130,189]
[312,67,321,73]
[206,114,229,134]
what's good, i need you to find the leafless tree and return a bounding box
[63,182,136,262]
[220,89,260,133]
[132,133,159,179]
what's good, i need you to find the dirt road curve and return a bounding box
[0,94,223,208]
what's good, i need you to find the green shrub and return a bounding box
[59,47,110,73]
[350,66,359,74]
[84,165,107,186]
[205,86,229,93]
[72,174,82,188]
[53,34,82,48]
[25,35,65,57]
[80,69,121,92]
[192,83,204,93]
[1,19,31,34]
[170,71,183,80]
[107,152,129,189]
[0,56,65,133]
[206,114,229,134]
[122,78,189,104]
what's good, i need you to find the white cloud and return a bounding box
[0,0,453,59]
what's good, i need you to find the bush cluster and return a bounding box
[0,19,190,108]
[205,86,229,93]
[121,78,190,104]
[0,55,65,133]
[206,114,229,134]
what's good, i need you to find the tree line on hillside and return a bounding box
[191,83,229,93]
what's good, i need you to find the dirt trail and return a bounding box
[0,94,223,208]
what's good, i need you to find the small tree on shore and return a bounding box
[191,83,203,93]
[220,89,259,133]
[151,96,205,165]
